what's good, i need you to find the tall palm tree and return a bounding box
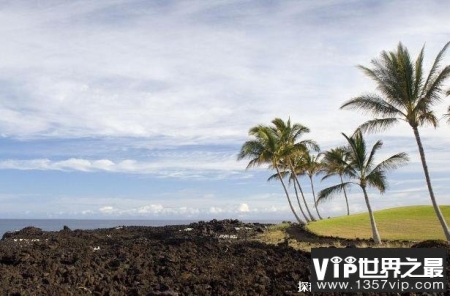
[301,152,324,220]
[341,41,450,241]
[270,118,319,221]
[237,124,305,224]
[321,147,351,215]
[317,130,409,244]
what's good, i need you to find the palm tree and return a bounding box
[237,124,305,224]
[317,130,409,244]
[321,147,351,215]
[270,118,319,221]
[301,152,324,220]
[341,41,450,241]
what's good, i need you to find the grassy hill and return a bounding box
[306,205,450,241]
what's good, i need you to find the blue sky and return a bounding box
[0,0,449,220]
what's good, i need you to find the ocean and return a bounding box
[0,219,281,238]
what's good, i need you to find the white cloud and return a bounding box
[99,206,117,214]
[0,155,252,179]
[208,207,223,214]
[137,204,164,214]
[238,203,250,212]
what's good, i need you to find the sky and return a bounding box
[0,0,449,221]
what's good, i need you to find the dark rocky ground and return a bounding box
[0,219,449,295]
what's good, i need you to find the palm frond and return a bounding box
[342,130,367,170]
[267,170,289,182]
[421,41,450,99]
[320,172,335,181]
[413,44,425,99]
[238,124,279,170]
[396,42,415,103]
[317,182,352,205]
[237,140,262,160]
[321,147,350,174]
[422,65,450,104]
[292,123,310,140]
[418,110,439,127]
[371,152,409,173]
[366,170,387,193]
[298,139,320,152]
[366,140,383,172]
[358,118,399,133]
[358,63,400,101]
[340,95,403,117]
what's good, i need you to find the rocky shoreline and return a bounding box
[0,219,448,295]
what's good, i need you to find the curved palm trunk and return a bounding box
[412,127,450,241]
[293,180,310,222]
[274,165,305,225]
[288,162,316,221]
[293,176,316,222]
[309,176,323,220]
[340,175,350,215]
[361,186,381,244]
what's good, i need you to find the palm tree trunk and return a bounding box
[309,176,323,220]
[340,175,350,215]
[275,165,305,224]
[361,186,381,244]
[296,175,316,222]
[293,180,310,222]
[412,126,450,241]
[288,163,316,221]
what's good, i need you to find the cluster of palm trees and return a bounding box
[237,118,320,224]
[238,117,408,244]
[238,41,450,244]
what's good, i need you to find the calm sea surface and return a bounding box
[0,219,281,238]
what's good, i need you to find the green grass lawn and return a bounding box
[306,205,450,241]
